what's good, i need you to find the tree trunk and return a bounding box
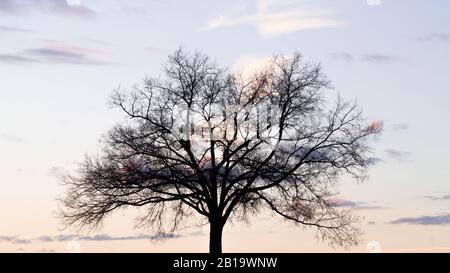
[209,218,224,253]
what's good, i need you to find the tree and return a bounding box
[60,48,381,253]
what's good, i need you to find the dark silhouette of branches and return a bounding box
[60,48,381,253]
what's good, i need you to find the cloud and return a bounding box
[0,236,16,242]
[330,53,401,64]
[232,55,272,79]
[364,157,383,166]
[356,205,388,210]
[1,233,181,245]
[425,195,450,201]
[77,233,180,241]
[28,48,83,59]
[46,166,69,179]
[0,54,40,65]
[0,0,95,17]
[12,239,32,244]
[366,119,384,133]
[389,213,450,226]
[385,149,412,162]
[0,40,111,66]
[391,123,409,132]
[327,198,359,207]
[24,42,109,65]
[417,32,450,42]
[330,52,354,62]
[0,25,33,33]
[52,234,77,241]
[361,54,399,63]
[0,236,33,244]
[0,133,23,142]
[326,198,388,210]
[204,0,344,36]
[38,235,54,242]
[367,221,376,225]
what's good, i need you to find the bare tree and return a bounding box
[60,48,381,253]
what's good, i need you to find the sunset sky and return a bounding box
[0,0,449,253]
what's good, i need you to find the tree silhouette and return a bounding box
[60,48,381,253]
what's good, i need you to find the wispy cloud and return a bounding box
[425,195,450,201]
[0,54,39,65]
[0,40,111,66]
[0,0,95,17]
[385,149,412,162]
[204,0,344,36]
[327,198,359,207]
[13,239,33,244]
[330,52,354,62]
[330,53,400,64]
[361,54,399,63]
[0,236,32,244]
[391,123,409,132]
[389,213,450,226]
[0,230,208,245]
[28,48,84,59]
[38,235,55,242]
[0,133,23,142]
[46,166,69,179]
[78,234,180,242]
[0,25,33,33]
[417,32,450,42]
[0,236,16,242]
[1,233,184,245]
[327,198,388,210]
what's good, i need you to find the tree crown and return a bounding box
[60,48,381,248]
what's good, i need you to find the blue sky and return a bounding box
[0,0,449,252]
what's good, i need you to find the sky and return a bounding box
[0,0,449,253]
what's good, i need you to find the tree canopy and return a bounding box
[60,48,381,253]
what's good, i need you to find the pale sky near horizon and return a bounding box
[0,0,449,253]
